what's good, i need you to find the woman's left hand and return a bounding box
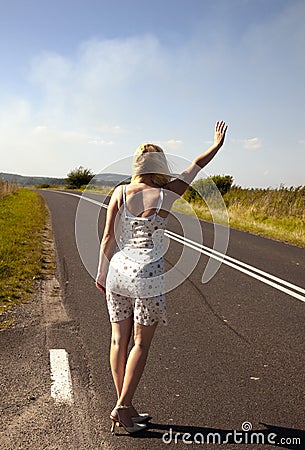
[212,120,228,151]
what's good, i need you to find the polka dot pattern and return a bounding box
[107,292,167,326]
[106,186,168,326]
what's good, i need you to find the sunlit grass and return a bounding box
[173,185,305,248]
[227,205,305,247]
[81,184,115,195]
[0,189,48,325]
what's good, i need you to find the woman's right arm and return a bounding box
[164,121,228,197]
[95,185,123,293]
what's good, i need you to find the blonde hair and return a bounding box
[131,143,172,187]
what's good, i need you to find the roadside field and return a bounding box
[0,189,50,328]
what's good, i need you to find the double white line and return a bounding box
[165,229,305,303]
[54,190,305,304]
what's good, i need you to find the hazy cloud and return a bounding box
[88,139,114,146]
[155,139,183,151]
[238,137,262,150]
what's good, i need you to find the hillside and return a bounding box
[0,172,65,186]
[0,172,130,187]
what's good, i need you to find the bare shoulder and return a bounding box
[105,184,124,211]
[109,184,124,199]
[163,177,189,198]
[112,184,124,208]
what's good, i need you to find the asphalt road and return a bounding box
[2,189,305,449]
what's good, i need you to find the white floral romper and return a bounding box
[106,185,168,326]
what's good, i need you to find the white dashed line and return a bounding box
[49,349,74,404]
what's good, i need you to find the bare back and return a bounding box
[122,183,177,219]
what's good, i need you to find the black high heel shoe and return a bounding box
[110,405,147,435]
[131,412,151,423]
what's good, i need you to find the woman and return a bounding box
[95,121,228,434]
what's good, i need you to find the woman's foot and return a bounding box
[130,405,151,422]
[110,405,133,428]
[110,405,147,434]
[129,404,140,418]
[110,404,150,423]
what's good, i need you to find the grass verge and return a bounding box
[0,189,50,327]
[173,198,305,248]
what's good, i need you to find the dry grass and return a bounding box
[0,180,19,199]
[224,185,305,220]
[81,184,117,195]
[173,185,305,248]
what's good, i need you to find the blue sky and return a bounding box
[0,0,304,187]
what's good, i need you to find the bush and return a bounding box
[35,183,50,189]
[183,175,233,203]
[210,175,234,196]
[65,166,94,189]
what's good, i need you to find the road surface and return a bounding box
[1,189,304,449]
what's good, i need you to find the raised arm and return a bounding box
[164,121,228,197]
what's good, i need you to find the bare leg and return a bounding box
[118,321,157,409]
[110,316,133,399]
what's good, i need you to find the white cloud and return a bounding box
[26,35,168,131]
[298,139,305,145]
[156,139,183,149]
[236,137,262,150]
[88,139,114,146]
[31,126,87,142]
[0,32,189,175]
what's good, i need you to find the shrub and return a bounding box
[183,175,233,203]
[35,183,50,189]
[210,175,234,196]
[65,166,94,189]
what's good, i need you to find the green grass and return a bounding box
[0,189,48,324]
[173,185,305,248]
[226,205,305,247]
[81,184,114,194]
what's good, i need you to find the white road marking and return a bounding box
[51,190,305,304]
[49,349,74,403]
[165,230,305,295]
[53,190,108,208]
[166,230,305,303]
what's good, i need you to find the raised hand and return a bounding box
[213,121,228,151]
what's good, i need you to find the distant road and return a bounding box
[4,188,304,449]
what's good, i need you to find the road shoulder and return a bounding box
[0,216,103,449]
